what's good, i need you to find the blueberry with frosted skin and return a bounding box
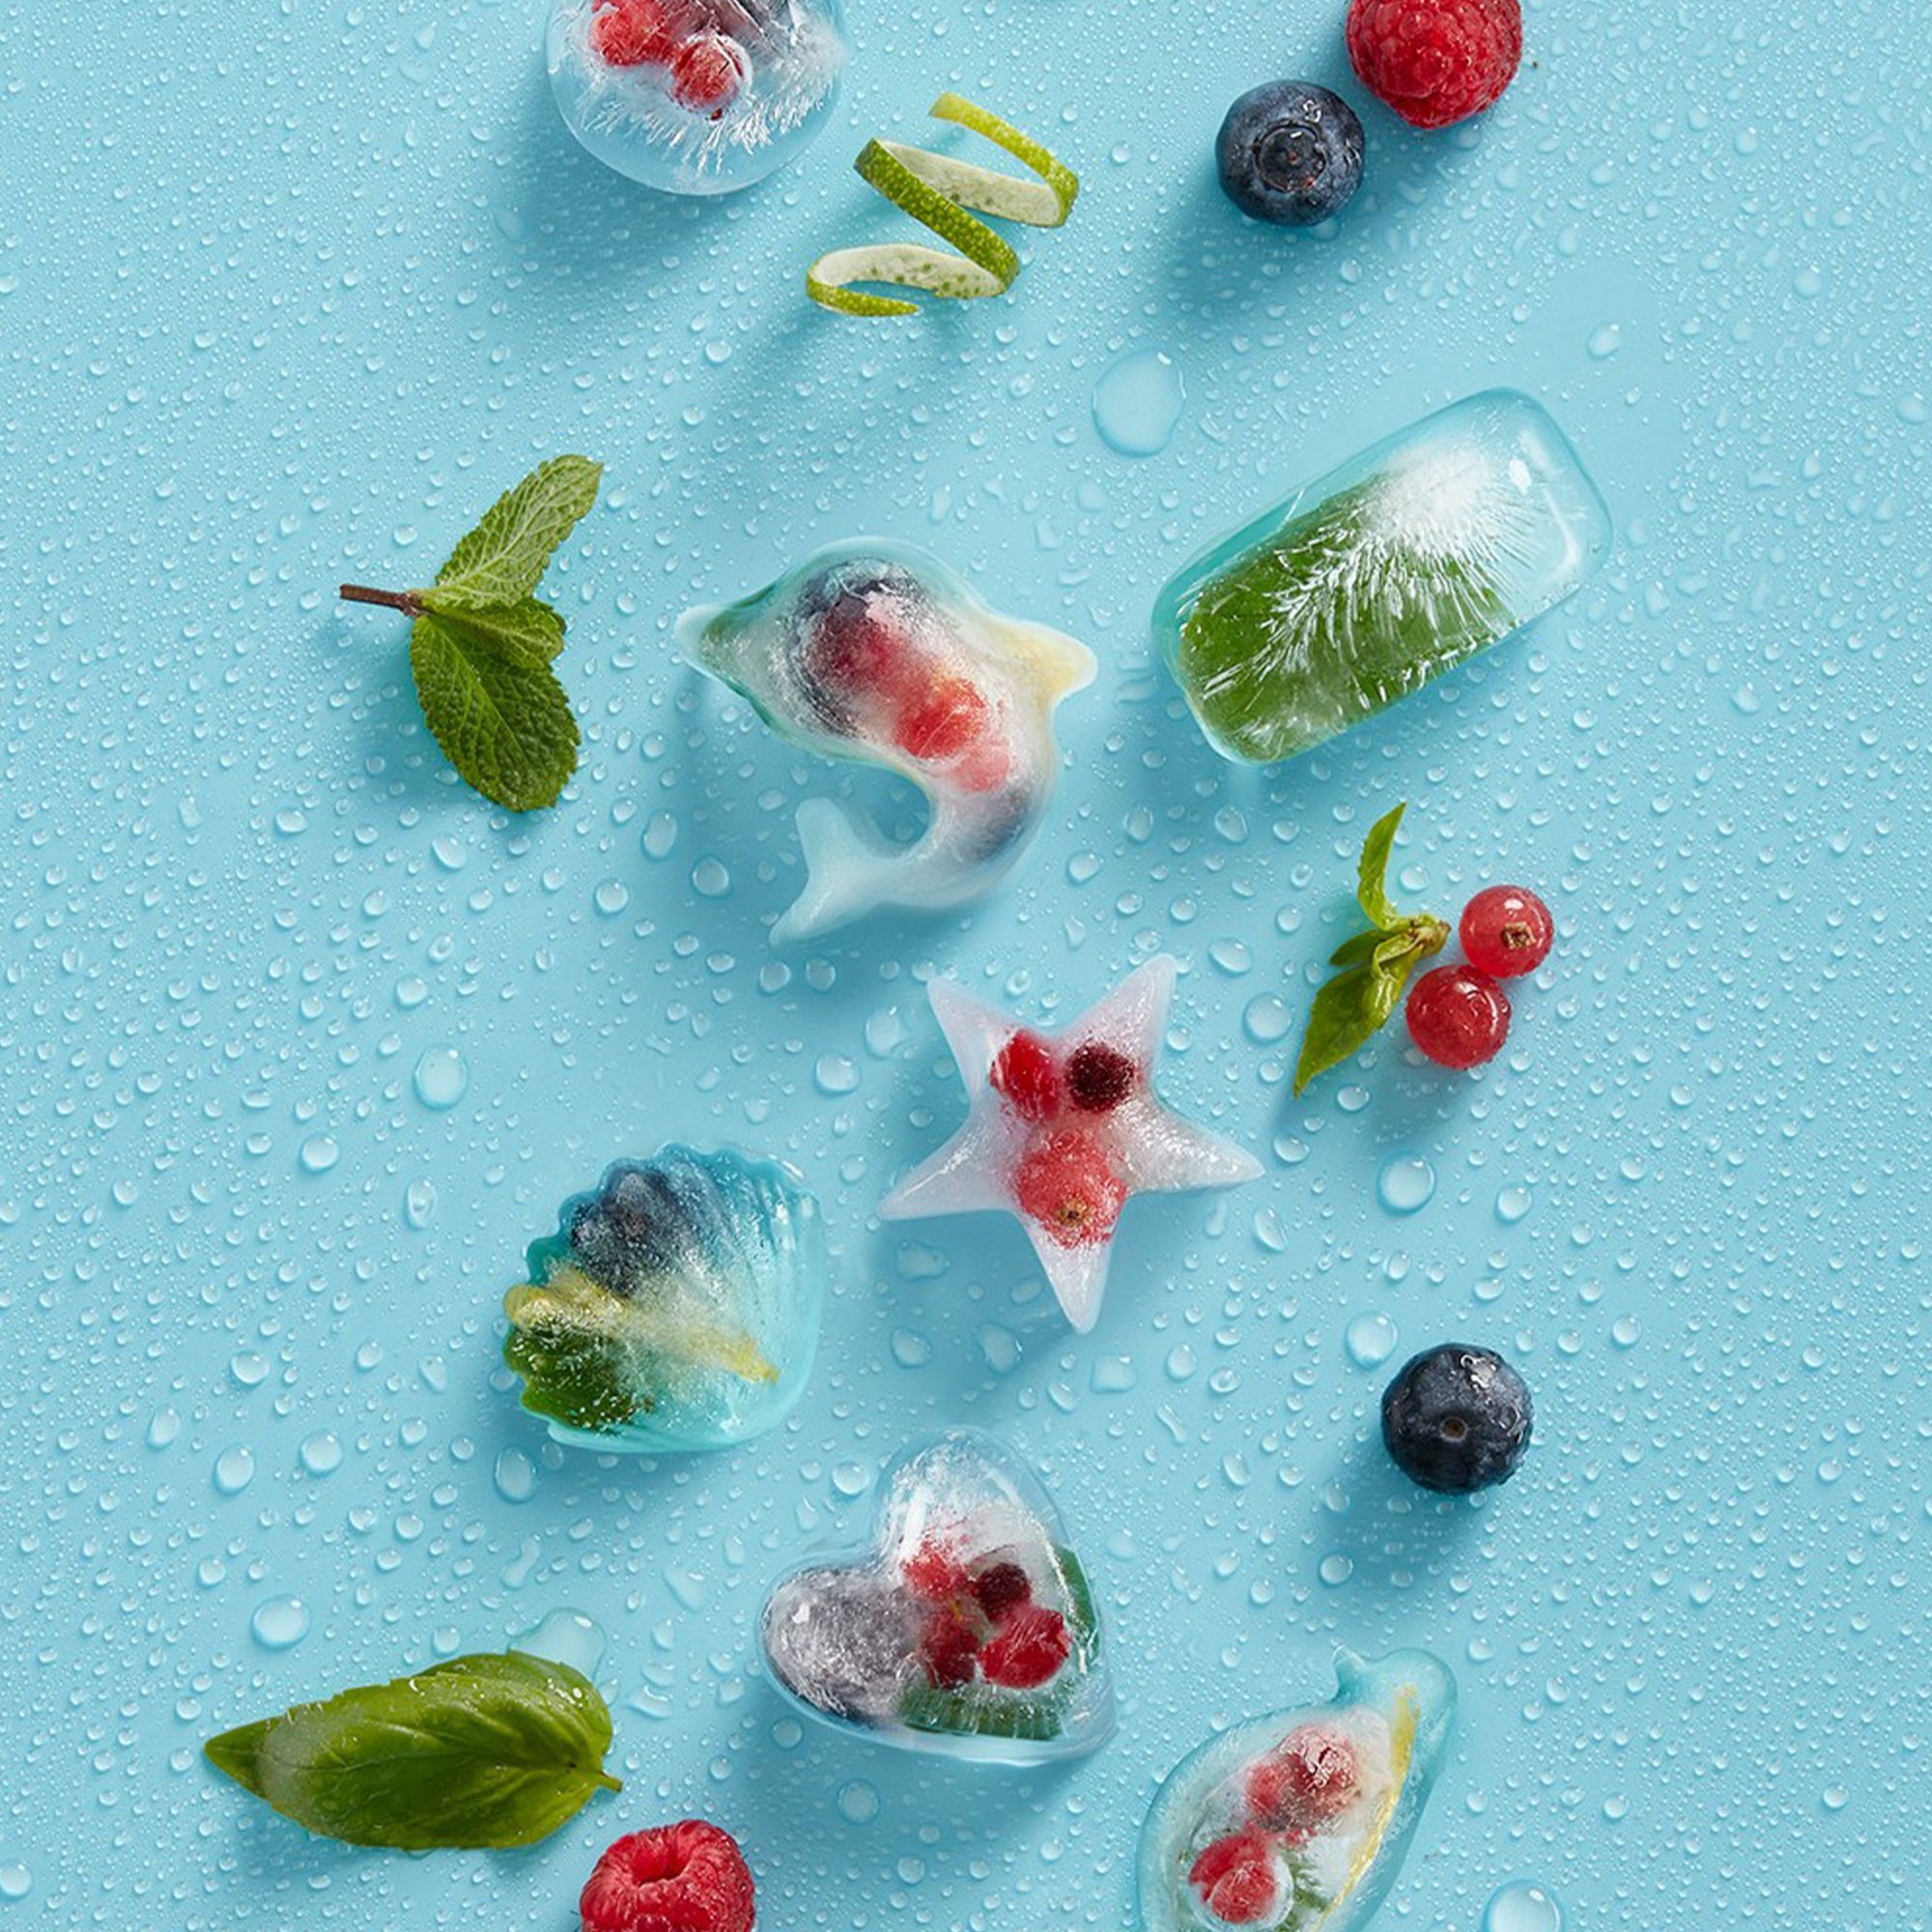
[1380,1344,1532,1492]
[1215,82,1364,227]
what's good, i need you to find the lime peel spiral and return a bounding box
[807,94,1080,318]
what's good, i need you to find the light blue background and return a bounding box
[2,0,1925,1927]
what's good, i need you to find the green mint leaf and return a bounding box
[204,1651,620,1851]
[431,455,602,610]
[1293,965,1382,1094]
[1327,929,1387,969]
[410,611,580,812]
[415,592,565,664]
[1355,803,1407,928]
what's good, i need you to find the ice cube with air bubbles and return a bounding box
[1154,389,1611,765]
[499,1146,823,1454]
[1138,1647,1456,1932]
[547,0,847,196]
[759,1430,1114,1763]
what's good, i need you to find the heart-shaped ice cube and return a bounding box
[759,1430,1114,1764]
[1138,1648,1455,1932]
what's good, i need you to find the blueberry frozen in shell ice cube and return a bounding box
[879,955,1262,1333]
[548,0,848,196]
[759,1430,1113,1763]
[679,540,1095,944]
[1153,389,1610,764]
[500,1146,823,1454]
[1138,1648,1456,1932]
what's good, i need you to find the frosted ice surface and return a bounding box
[879,955,1262,1332]
[681,541,1095,944]
[1138,1649,1457,1932]
[500,1146,824,1453]
[760,1431,1114,1763]
[548,0,847,195]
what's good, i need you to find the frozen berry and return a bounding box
[1245,1723,1360,1830]
[977,1602,1070,1689]
[1380,1343,1532,1492]
[918,1607,980,1688]
[1215,81,1364,227]
[1187,1833,1289,1925]
[1459,885,1552,980]
[590,0,677,67]
[971,1560,1033,1623]
[1406,963,1510,1069]
[580,1820,755,1932]
[901,1538,970,1603]
[668,32,749,116]
[989,1030,1062,1122]
[1064,1039,1137,1113]
[895,674,990,763]
[1346,0,1522,129]
[1013,1132,1127,1248]
[804,594,905,699]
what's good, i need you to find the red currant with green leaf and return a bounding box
[1459,885,1552,980]
[1406,964,1510,1069]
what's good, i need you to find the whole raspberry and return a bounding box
[1245,1723,1361,1830]
[970,1559,1033,1623]
[918,1607,980,1689]
[1064,1039,1137,1113]
[1186,1832,1287,1926]
[978,1603,1070,1689]
[590,0,677,68]
[667,33,750,117]
[580,1820,755,1932]
[990,1030,1062,1122]
[1346,0,1522,130]
[1012,1132,1127,1248]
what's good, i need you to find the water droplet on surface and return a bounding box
[146,1406,181,1450]
[515,1607,607,1677]
[213,1445,255,1495]
[250,1597,310,1651]
[1378,1156,1435,1214]
[1318,1552,1352,1586]
[405,1178,439,1228]
[1495,1184,1533,1225]
[1092,349,1185,456]
[298,1135,339,1175]
[1345,1313,1399,1369]
[298,1431,343,1476]
[0,1862,30,1902]
[1485,1883,1563,1932]
[814,1055,859,1095]
[692,857,731,897]
[412,1045,468,1109]
[837,1778,880,1824]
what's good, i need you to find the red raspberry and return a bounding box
[977,1603,1070,1689]
[894,673,990,763]
[580,1820,755,1932]
[1346,0,1522,129]
[1013,1132,1127,1248]
[970,1559,1033,1623]
[918,1607,980,1689]
[668,32,749,116]
[1406,962,1511,1069]
[590,0,678,67]
[1186,1833,1285,1926]
[1245,1723,1361,1830]
[901,1537,971,1603]
[989,1030,1062,1122]
[1459,884,1552,980]
[1064,1039,1137,1113]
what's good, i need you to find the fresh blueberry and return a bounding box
[1215,81,1364,227]
[1380,1345,1532,1492]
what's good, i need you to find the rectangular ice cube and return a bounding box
[1153,390,1611,765]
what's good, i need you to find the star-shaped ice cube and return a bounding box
[880,955,1263,1332]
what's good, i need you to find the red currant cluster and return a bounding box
[589,0,755,117]
[803,592,1010,792]
[1406,884,1552,1071]
[989,1030,1141,1247]
[902,1537,1072,1692]
[1186,1724,1362,1923]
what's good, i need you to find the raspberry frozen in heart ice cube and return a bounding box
[879,954,1262,1332]
[758,1431,1113,1764]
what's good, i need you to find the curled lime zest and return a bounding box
[807,93,1079,318]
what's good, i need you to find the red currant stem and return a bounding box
[339,582,423,616]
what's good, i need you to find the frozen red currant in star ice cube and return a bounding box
[1064,1039,1137,1114]
[1013,1132,1127,1248]
[668,31,750,115]
[990,1029,1062,1122]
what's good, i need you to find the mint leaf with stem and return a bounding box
[338,455,601,811]
[204,1650,621,1850]
[1293,801,1448,1094]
